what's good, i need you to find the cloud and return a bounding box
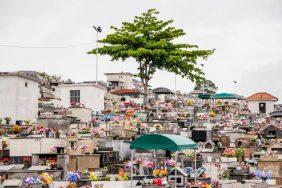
[240,62,282,101]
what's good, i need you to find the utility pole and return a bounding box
[200,63,205,109]
[174,74,177,98]
[93,26,102,84]
[200,63,205,94]
[233,80,237,93]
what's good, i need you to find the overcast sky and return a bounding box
[0,0,281,101]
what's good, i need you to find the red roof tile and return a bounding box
[246,92,278,101]
[110,89,143,96]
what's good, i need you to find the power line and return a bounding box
[0,41,95,49]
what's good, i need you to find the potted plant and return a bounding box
[23,157,31,169]
[13,124,21,134]
[235,148,245,162]
[2,157,10,165]
[0,118,2,125]
[4,117,11,125]
[24,120,31,126]
[221,148,237,162]
[220,170,230,180]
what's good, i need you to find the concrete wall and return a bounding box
[105,140,131,160]
[9,138,67,156]
[0,76,39,124]
[58,84,105,113]
[69,107,92,122]
[248,101,275,114]
[68,154,100,171]
[106,74,133,89]
[37,118,71,131]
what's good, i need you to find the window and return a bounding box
[70,90,80,104]
[25,82,28,87]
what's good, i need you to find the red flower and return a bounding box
[2,157,9,162]
[154,178,162,186]
[23,156,31,162]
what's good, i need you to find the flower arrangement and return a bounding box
[209,111,216,117]
[79,127,90,134]
[235,148,245,160]
[255,169,272,181]
[24,176,41,186]
[140,177,154,185]
[124,162,132,171]
[4,117,11,125]
[153,169,168,177]
[187,99,193,106]
[24,120,31,125]
[153,169,160,176]
[184,150,195,158]
[140,177,168,186]
[50,146,57,152]
[220,170,230,180]
[165,159,175,167]
[23,156,31,162]
[12,124,21,132]
[2,157,9,164]
[66,172,81,182]
[222,148,236,158]
[40,172,53,185]
[145,161,154,169]
[118,170,129,181]
[89,172,99,181]
[46,159,57,169]
[216,100,222,107]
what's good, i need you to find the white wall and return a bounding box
[9,137,67,156]
[69,107,92,122]
[58,84,105,113]
[106,74,133,89]
[248,101,275,114]
[0,76,39,123]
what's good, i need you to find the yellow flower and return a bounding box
[89,172,98,181]
[209,111,216,117]
[153,169,160,176]
[160,169,168,176]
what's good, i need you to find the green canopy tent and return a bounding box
[130,134,196,151]
[211,93,243,100]
[130,134,197,187]
[197,93,211,100]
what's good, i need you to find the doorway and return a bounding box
[259,102,266,113]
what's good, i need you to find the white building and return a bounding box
[0,72,40,124]
[9,136,67,157]
[57,82,106,113]
[105,72,134,89]
[246,92,278,114]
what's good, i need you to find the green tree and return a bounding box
[194,79,218,94]
[88,9,214,103]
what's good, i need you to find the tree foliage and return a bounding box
[88,9,214,102]
[194,79,218,94]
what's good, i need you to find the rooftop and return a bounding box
[110,89,143,95]
[246,92,278,102]
[104,72,133,76]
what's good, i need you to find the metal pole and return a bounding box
[96,31,99,84]
[194,149,197,183]
[175,74,177,95]
[131,149,134,187]
[153,150,156,169]
[174,151,178,188]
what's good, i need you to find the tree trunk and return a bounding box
[143,81,148,105]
